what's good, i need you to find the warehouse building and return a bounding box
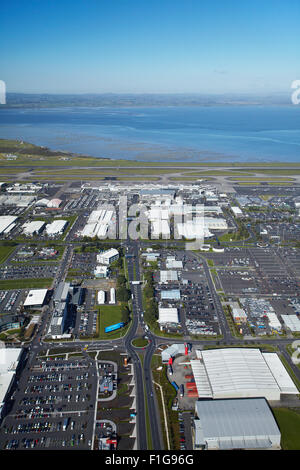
[23,289,48,309]
[0,348,22,418]
[97,248,119,265]
[190,348,298,401]
[161,344,186,363]
[231,206,243,218]
[81,209,114,238]
[158,307,179,325]
[159,270,178,283]
[22,220,46,236]
[0,215,18,235]
[193,398,281,450]
[45,219,68,236]
[281,314,300,332]
[161,289,181,300]
[166,257,183,269]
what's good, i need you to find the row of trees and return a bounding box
[116,274,131,303]
[143,271,158,327]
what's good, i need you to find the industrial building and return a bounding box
[166,257,183,269]
[0,195,35,207]
[161,343,186,363]
[160,271,178,283]
[161,289,181,300]
[281,314,300,332]
[193,398,281,450]
[22,220,45,236]
[97,248,119,265]
[81,209,114,238]
[0,215,18,235]
[231,206,243,218]
[190,348,298,401]
[0,348,22,417]
[45,219,68,236]
[158,307,179,325]
[23,289,48,309]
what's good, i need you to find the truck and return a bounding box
[171,381,179,392]
[167,365,173,376]
[179,384,184,397]
[62,417,69,431]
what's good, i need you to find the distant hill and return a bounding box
[3,92,292,108]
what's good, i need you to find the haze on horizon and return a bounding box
[1,0,300,95]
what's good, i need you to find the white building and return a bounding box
[45,220,68,236]
[109,288,116,304]
[0,348,22,417]
[158,307,179,325]
[231,206,243,218]
[193,398,281,450]
[81,209,114,238]
[266,312,282,331]
[160,271,178,283]
[0,216,17,235]
[190,348,298,401]
[281,314,300,332]
[23,289,48,308]
[97,290,106,305]
[22,220,45,236]
[97,248,119,265]
[94,266,109,278]
[166,257,183,269]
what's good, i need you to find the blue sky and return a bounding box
[1,0,299,94]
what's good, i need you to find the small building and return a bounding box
[97,290,106,305]
[94,266,109,278]
[193,398,281,450]
[161,344,186,363]
[0,315,24,333]
[231,206,243,218]
[109,288,116,305]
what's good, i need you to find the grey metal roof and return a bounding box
[195,398,280,449]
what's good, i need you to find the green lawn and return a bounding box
[97,305,129,339]
[0,278,53,290]
[0,244,17,264]
[273,408,300,450]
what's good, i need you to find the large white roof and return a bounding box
[158,307,179,324]
[281,314,300,332]
[0,216,17,235]
[0,348,22,405]
[191,348,298,401]
[23,289,48,307]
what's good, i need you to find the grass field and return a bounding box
[97,304,129,339]
[0,278,53,290]
[273,408,300,450]
[0,244,17,264]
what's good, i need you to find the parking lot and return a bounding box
[0,356,97,450]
